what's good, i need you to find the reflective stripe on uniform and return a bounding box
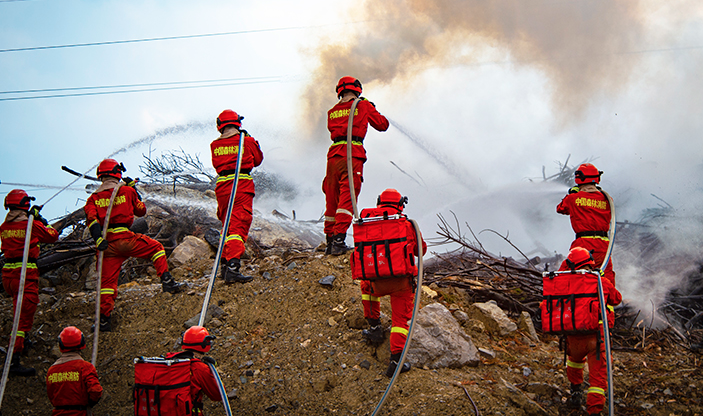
[580,236,609,242]
[3,262,38,270]
[588,386,606,396]
[361,294,380,302]
[100,288,115,295]
[225,235,243,243]
[107,227,129,233]
[216,173,253,184]
[16,330,25,338]
[89,219,99,227]
[331,141,363,147]
[566,360,585,369]
[391,326,409,336]
[151,250,166,262]
[324,216,336,222]
[336,208,352,217]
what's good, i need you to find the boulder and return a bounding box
[169,236,213,266]
[406,303,479,368]
[518,311,540,343]
[467,300,517,336]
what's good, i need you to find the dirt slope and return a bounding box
[1,251,702,415]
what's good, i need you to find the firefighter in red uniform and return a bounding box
[1,189,59,376]
[556,163,616,286]
[359,189,426,377]
[324,76,389,255]
[165,326,222,414]
[46,326,103,415]
[85,159,185,332]
[211,110,264,284]
[558,247,622,415]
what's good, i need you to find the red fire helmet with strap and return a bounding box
[376,188,408,211]
[96,158,126,180]
[336,76,362,98]
[4,189,35,211]
[59,326,86,352]
[182,326,216,353]
[574,163,602,185]
[565,247,596,270]
[217,109,243,133]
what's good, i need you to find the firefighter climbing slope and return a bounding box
[46,326,103,415]
[84,159,185,332]
[351,189,426,377]
[1,189,59,377]
[323,76,389,256]
[134,326,222,416]
[211,110,264,284]
[542,247,622,415]
[557,163,616,285]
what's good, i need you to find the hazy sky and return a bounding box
[2,1,703,304]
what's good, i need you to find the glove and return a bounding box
[123,177,138,187]
[360,97,376,107]
[28,206,48,226]
[568,186,579,194]
[201,356,217,366]
[89,222,108,251]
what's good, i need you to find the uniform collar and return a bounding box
[5,210,28,223]
[96,177,120,193]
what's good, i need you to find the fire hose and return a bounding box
[599,190,616,416]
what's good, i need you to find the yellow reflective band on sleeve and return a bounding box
[151,250,166,262]
[581,236,610,242]
[331,141,363,147]
[391,326,409,336]
[3,262,38,270]
[336,208,352,217]
[588,386,606,396]
[16,331,25,338]
[107,227,129,233]
[216,173,253,184]
[566,360,585,369]
[361,294,380,302]
[89,219,99,227]
[607,305,614,312]
[324,216,336,222]
[100,288,115,295]
[225,235,243,243]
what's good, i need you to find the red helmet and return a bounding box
[4,189,34,211]
[59,326,86,352]
[565,247,596,270]
[182,326,215,353]
[217,109,243,133]
[574,163,602,185]
[377,188,408,211]
[336,76,362,98]
[96,159,126,179]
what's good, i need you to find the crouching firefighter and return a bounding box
[211,110,264,284]
[541,247,622,415]
[1,189,59,376]
[134,326,222,416]
[85,159,185,332]
[350,189,426,377]
[46,326,103,415]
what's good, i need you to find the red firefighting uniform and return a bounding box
[360,206,426,354]
[556,261,622,415]
[165,351,222,415]
[1,210,59,352]
[46,351,103,415]
[210,130,264,262]
[323,98,389,236]
[84,179,167,317]
[557,189,616,285]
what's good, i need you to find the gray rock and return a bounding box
[359,360,371,369]
[477,347,496,359]
[518,311,540,343]
[169,236,213,266]
[185,305,225,328]
[467,301,517,336]
[319,275,336,286]
[406,303,479,369]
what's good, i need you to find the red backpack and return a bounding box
[350,208,416,281]
[134,356,193,416]
[541,270,612,335]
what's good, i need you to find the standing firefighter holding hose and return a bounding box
[0,189,58,376]
[557,163,616,285]
[323,76,389,255]
[211,110,263,284]
[85,159,185,332]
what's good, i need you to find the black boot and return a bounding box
[362,319,385,345]
[385,353,411,378]
[567,383,583,409]
[220,258,227,279]
[330,233,351,256]
[224,259,254,284]
[9,352,35,377]
[324,235,334,255]
[161,271,186,293]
